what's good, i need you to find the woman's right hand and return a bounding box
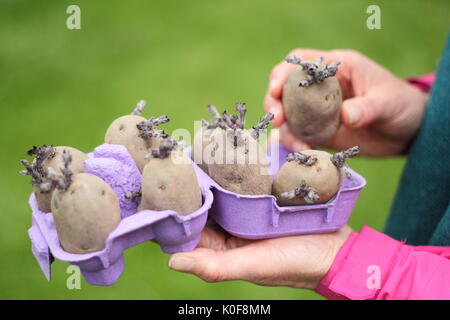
[264,49,429,156]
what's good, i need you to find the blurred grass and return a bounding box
[0,0,448,299]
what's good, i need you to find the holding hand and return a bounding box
[265,49,429,156]
[168,224,352,290]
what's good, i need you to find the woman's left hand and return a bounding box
[168,224,352,289]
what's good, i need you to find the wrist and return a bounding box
[309,226,353,290]
[398,72,434,155]
[398,86,429,155]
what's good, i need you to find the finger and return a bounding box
[197,227,228,250]
[263,94,285,127]
[279,123,311,152]
[205,217,224,232]
[197,226,251,251]
[341,95,380,128]
[264,61,290,127]
[320,125,361,151]
[268,61,294,99]
[168,246,264,283]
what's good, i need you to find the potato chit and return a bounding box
[104,99,170,172]
[19,145,88,213]
[138,137,202,216]
[272,146,360,206]
[205,103,274,195]
[282,56,342,144]
[46,151,121,254]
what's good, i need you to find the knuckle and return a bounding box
[200,262,224,283]
[360,97,376,122]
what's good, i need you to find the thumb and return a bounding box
[168,248,262,283]
[263,94,285,127]
[341,95,381,128]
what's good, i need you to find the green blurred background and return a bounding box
[0,0,448,299]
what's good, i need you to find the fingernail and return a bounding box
[168,255,195,272]
[344,103,361,125]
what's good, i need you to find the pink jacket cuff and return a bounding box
[316,226,450,300]
[407,73,435,92]
[316,226,402,300]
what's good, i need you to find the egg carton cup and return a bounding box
[192,144,366,239]
[28,144,213,286]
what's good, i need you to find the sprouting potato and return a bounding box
[46,151,121,254]
[282,56,342,145]
[52,174,120,254]
[207,127,271,195]
[138,137,202,216]
[19,145,87,213]
[272,147,360,206]
[105,114,150,171]
[104,100,170,172]
[202,103,274,195]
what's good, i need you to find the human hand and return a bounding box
[168,224,352,290]
[264,49,429,156]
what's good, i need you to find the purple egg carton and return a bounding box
[28,144,213,286]
[27,143,365,286]
[193,144,366,239]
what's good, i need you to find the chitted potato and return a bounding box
[20,145,87,213]
[206,127,272,195]
[282,56,342,145]
[139,138,202,216]
[201,103,274,195]
[51,173,121,254]
[272,147,359,206]
[105,114,154,171]
[104,100,169,172]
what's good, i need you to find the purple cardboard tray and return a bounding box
[27,143,365,286]
[28,144,213,286]
[192,144,366,239]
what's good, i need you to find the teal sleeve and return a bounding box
[384,34,450,246]
[430,204,450,245]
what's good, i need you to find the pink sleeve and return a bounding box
[316,226,450,300]
[407,73,435,92]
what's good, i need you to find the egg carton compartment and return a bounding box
[28,144,212,286]
[190,144,366,239]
